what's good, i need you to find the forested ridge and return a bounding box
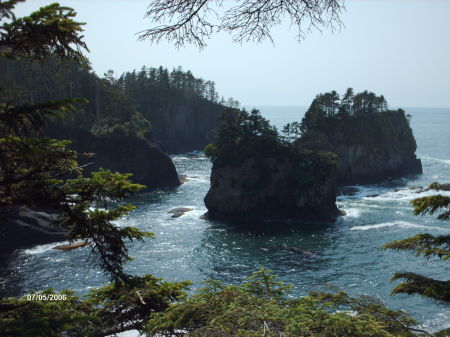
[116,66,225,153]
[0,57,226,153]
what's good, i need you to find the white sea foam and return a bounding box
[422,310,450,333]
[114,329,187,337]
[188,208,207,218]
[189,175,210,183]
[23,242,66,255]
[342,208,363,218]
[172,151,206,161]
[114,330,139,337]
[366,187,450,202]
[23,240,91,255]
[420,155,450,165]
[338,179,450,203]
[337,185,390,200]
[350,221,447,231]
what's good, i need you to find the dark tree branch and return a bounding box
[139,0,344,48]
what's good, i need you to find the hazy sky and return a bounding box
[16,0,450,108]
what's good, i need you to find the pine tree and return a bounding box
[384,182,450,303]
[339,87,354,115]
[1,2,190,335]
[0,0,153,284]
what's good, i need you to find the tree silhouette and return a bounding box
[139,0,344,48]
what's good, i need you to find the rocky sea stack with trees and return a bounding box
[300,89,423,185]
[204,108,340,222]
[204,90,422,223]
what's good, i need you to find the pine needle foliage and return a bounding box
[1,3,192,336]
[384,182,450,304]
[145,268,418,337]
[0,1,88,60]
[0,0,155,283]
[389,273,450,302]
[0,276,191,337]
[204,108,336,174]
[412,194,450,221]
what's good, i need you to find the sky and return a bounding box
[15,0,450,108]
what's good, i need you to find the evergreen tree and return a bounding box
[300,89,390,134]
[204,108,280,167]
[281,121,302,143]
[0,0,152,283]
[1,3,189,335]
[339,87,354,115]
[384,182,450,303]
[146,268,419,337]
[300,96,327,133]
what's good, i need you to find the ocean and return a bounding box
[1,106,449,332]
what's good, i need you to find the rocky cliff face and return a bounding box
[334,143,422,185]
[47,129,180,189]
[326,110,422,185]
[204,155,339,222]
[0,206,65,254]
[145,99,220,154]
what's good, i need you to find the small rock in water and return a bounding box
[53,241,89,251]
[168,207,193,218]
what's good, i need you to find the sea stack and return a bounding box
[300,89,422,185]
[203,109,340,222]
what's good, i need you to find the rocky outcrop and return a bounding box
[314,110,422,185]
[204,155,339,222]
[145,99,220,154]
[46,129,180,189]
[335,142,422,185]
[0,206,65,253]
[168,207,193,218]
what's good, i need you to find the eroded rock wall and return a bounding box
[47,129,180,189]
[204,156,339,222]
[317,110,422,185]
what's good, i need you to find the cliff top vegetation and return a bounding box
[204,108,337,170]
[0,57,226,142]
[296,89,415,150]
[204,108,337,196]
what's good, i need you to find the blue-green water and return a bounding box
[1,107,449,332]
